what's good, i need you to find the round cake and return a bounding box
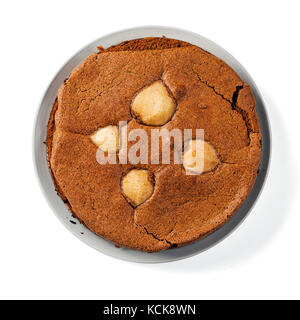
[47,37,261,252]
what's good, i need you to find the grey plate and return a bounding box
[33,26,271,263]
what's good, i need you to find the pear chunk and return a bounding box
[131,81,175,126]
[121,169,154,206]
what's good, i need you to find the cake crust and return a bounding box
[47,37,261,252]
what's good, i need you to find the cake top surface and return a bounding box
[48,37,261,252]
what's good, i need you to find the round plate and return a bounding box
[33,26,271,263]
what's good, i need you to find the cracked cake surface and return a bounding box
[47,37,261,252]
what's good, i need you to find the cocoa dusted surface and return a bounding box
[47,37,261,252]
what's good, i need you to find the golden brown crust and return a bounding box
[46,37,261,252]
[97,37,191,52]
[46,99,67,203]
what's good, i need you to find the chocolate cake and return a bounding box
[47,37,261,252]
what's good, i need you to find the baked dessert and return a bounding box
[47,37,261,252]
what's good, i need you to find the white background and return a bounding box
[0,0,299,300]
